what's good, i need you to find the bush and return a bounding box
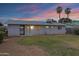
[74,29,79,35]
[0,27,5,44]
[0,32,4,43]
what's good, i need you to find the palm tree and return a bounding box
[58,18,72,23]
[65,8,71,18]
[56,6,62,20]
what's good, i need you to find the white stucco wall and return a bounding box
[29,26,66,35]
[7,24,20,36]
[7,25,66,36]
[45,27,66,34]
[25,26,30,36]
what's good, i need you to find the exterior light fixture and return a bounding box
[46,26,49,28]
[30,26,34,29]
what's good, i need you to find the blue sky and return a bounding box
[0,3,79,23]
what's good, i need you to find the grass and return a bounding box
[17,35,79,56]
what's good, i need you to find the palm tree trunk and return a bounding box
[67,14,69,18]
[59,13,61,19]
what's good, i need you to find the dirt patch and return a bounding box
[0,37,48,56]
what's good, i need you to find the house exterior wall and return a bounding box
[43,27,66,34]
[29,26,66,35]
[7,24,66,36]
[7,24,20,36]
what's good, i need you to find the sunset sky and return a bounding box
[0,3,79,22]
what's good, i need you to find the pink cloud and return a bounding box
[14,18,31,21]
[15,3,79,21]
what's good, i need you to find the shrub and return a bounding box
[74,29,79,35]
[0,27,5,44]
[0,32,4,43]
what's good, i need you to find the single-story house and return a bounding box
[6,20,66,36]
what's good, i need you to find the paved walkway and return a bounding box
[0,37,47,56]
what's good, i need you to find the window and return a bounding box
[51,26,54,28]
[58,26,62,30]
[46,26,49,28]
[34,26,41,30]
[46,26,55,28]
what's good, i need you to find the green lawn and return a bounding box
[18,35,79,56]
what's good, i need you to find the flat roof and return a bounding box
[6,20,65,26]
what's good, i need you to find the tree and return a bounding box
[0,23,5,44]
[65,8,71,18]
[56,6,63,20]
[58,18,72,23]
[51,19,57,23]
[46,19,51,23]
[46,19,57,23]
[0,23,3,26]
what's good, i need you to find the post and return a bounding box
[29,25,30,36]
